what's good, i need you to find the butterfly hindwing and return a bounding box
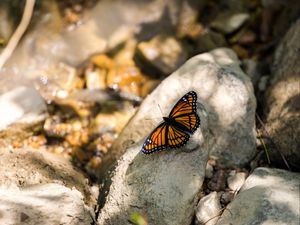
[173,113,200,134]
[167,125,190,148]
[141,91,201,154]
[141,122,168,154]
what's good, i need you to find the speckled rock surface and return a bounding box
[0,148,95,206]
[0,75,47,144]
[195,191,221,225]
[101,47,256,172]
[216,167,300,225]
[264,18,300,170]
[98,48,256,225]
[0,183,94,225]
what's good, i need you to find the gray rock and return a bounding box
[205,163,214,179]
[195,30,227,53]
[258,75,269,92]
[0,148,96,206]
[267,0,300,40]
[176,0,208,38]
[211,12,250,34]
[0,75,48,143]
[264,18,300,170]
[227,171,247,191]
[5,0,203,77]
[101,48,256,172]
[195,192,222,225]
[216,167,300,225]
[136,34,188,75]
[0,85,46,130]
[220,191,234,205]
[0,183,94,225]
[242,59,269,88]
[98,48,256,224]
[5,0,106,72]
[98,93,209,225]
[99,140,209,225]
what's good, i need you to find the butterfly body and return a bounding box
[162,117,192,135]
[142,91,200,154]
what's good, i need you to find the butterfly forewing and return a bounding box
[141,91,201,154]
[174,113,200,134]
[169,91,200,133]
[169,91,197,118]
[141,122,168,154]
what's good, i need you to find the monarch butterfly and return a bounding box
[141,91,200,154]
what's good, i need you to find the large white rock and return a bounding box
[0,148,96,206]
[195,191,222,225]
[0,183,94,225]
[98,101,209,225]
[101,47,256,173]
[98,48,256,225]
[0,85,47,131]
[216,167,300,225]
[0,148,97,224]
[0,75,48,143]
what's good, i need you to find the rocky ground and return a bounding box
[0,0,299,225]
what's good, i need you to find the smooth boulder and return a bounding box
[0,75,47,144]
[0,148,96,225]
[101,47,256,172]
[264,18,300,170]
[216,167,300,225]
[98,48,256,225]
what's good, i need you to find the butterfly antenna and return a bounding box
[158,104,163,117]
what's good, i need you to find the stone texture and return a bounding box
[4,0,207,77]
[205,163,214,179]
[136,34,188,75]
[176,0,207,38]
[101,48,256,173]
[97,48,256,224]
[0,75,48,144]
[211,12,250,34]
[195,30,227,53]
[195,192,222,225]
[227,171,247,191]
[216,167,300,225]
[0,85,46,131]
[264,18,300,170]
[0,183,94,225]
[0,148,96,206]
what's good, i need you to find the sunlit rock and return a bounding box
[0,183,94,225]
[97,48,256,225]
[0,75,48,144]
[216,167,300,225]
[195,192,222,225]
[136,34,188,76]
